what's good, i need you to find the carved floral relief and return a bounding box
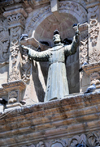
[88,6,99,46]
[89,48,100,64]
[22,132,100,147]
[89,18,99,46]
[8,26,20,81]
[7,13,25,26]
[0,20,9,63]
[80,38,88,65]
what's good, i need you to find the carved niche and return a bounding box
[22,48,31,83]
[0,19,9,63]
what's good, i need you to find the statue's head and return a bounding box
[53,30,61,44]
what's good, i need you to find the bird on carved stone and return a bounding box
[84,84,96,94]
[73,23,77,27]
[79,62,88,72]
[20,100,26,105]
[62,38,72,45]
[20,34,28,41]
[0,98,7,105]
[75,144,86,147]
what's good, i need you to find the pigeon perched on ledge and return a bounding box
[0,98,7,105]
[75,144,86,147]
[20,34,28,41]
[79,62,88,72]
[84,84,96,94]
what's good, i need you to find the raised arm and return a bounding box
[21,45,50,62]
[64,24,80,56]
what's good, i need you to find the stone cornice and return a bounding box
[0,91,100,146]
[3,8,27,18]
[83,62,100,75]
[2,80,26,91]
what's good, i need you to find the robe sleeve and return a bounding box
[64,34,79,56]
[28,48,50,62]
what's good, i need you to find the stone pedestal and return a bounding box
[2,80,26,108]
[83,62,100,89]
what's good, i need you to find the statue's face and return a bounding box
[53,34,61,44]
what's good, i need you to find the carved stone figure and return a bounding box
[21,25,80,102]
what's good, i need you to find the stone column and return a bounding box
[87,2,100,64]
[82,1,100,90]
[3,6,27,107]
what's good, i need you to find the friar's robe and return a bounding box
[28,35,79,102]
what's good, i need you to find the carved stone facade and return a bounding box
[0,0,100,146]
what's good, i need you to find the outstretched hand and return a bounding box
[75,23,80,36]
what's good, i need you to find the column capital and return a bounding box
[3,8,27,29]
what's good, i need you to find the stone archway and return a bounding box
[25,1,87,38]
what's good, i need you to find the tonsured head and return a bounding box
[53,30,61,44]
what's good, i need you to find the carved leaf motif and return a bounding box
[87,133,97,146]
[70,134,87,147]
[51,140,66,147]
[36,141,45,147]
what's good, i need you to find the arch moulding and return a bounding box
[25,1,87,37]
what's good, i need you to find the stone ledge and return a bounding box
[0,91,100,146]
[83,62,100,75]
[2,80,26,92]
[0,88,7,96]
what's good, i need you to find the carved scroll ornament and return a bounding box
[80,38,88,65]
[89,19,99,46]
[88,6,99,47]
[89,48,100,64]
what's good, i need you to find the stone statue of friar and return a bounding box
[21,24,80,102]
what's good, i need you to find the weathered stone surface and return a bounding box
[0,92,100,146]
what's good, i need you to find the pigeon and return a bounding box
[79,62,88,72]
[84,84,96,94]
[54,30,59,35]
[73,23,77,27]
[75,144,86,147]
[62,38,72,45]
[20,34,28,41]
[40,41,49,46]
[20,100,26,105]
[0,98,7,105]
